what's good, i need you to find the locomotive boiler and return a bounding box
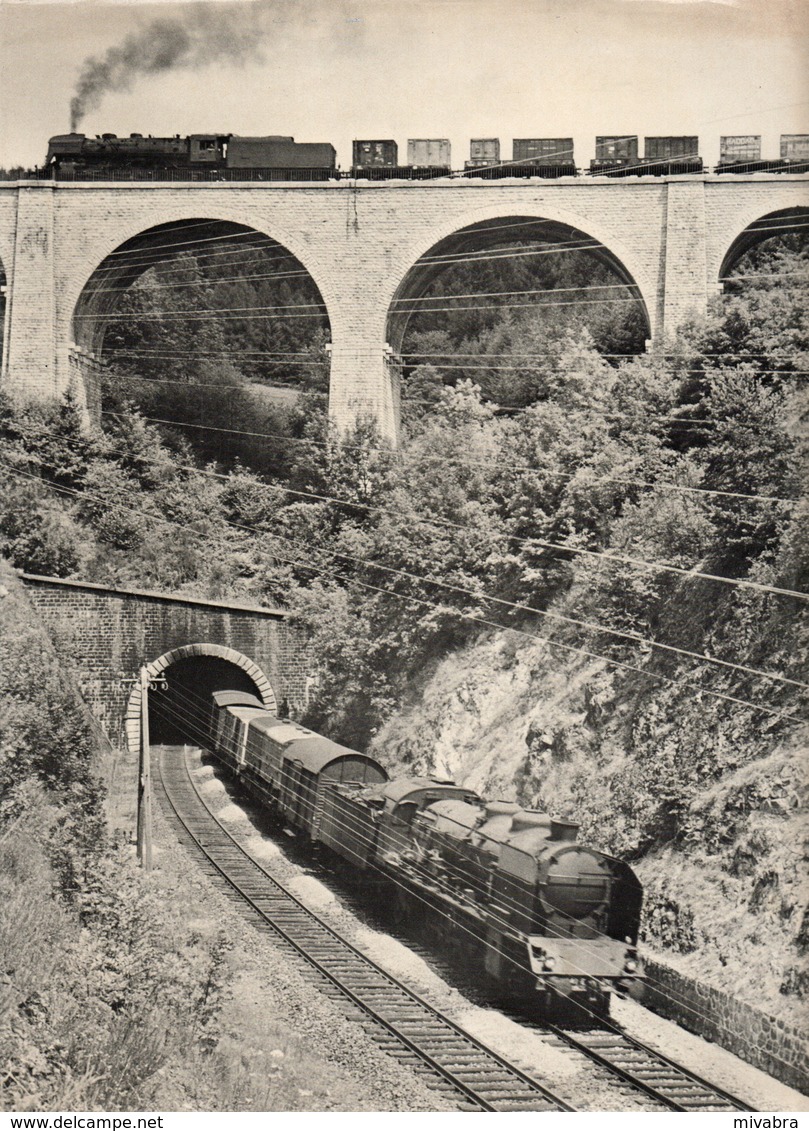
[203,688,644,1018]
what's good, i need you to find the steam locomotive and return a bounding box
[199,688,644,1018]
[45,132,338,180]
[42,130,809,180]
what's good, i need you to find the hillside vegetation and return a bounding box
[0,232,805,1029]
[0,562,226,1108]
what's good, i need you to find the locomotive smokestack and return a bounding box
[69,5,270,130]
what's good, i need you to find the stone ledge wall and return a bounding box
[644,956,808,1094]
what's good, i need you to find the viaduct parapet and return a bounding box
[1,176,807,441]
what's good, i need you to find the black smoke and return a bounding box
[70,5,271,130]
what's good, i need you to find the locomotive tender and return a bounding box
[43,131,809,180]
[205,688,644,1017]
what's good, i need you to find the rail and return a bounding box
[156,744,574,1113]
[2,162,807,183]
[546,1025,755,1112]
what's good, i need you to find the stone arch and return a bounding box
[124,642,276,757]
[717,205,809,282]
[68,214,333,358]
[64,206,338,343]
[382,202,656,352]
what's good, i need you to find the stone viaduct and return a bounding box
[1,174,808,441]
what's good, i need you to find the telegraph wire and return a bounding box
[151,678,809,1047]
[72,264,808,302]
[153,693,806,1060]
[101,378,722,432]
[96,406,800,503]
[9,411,804,686]
[97,352,809,382]
[1,459,805,723]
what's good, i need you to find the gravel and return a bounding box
[454,1007,579,1079]
[154,749,455,1112]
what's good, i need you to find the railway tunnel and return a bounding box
[125,642,278,758]
[149,654,264,747]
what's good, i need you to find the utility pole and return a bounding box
[120,667,167,871]
[138,666,153,871]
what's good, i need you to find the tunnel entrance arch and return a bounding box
[125,643,276,756]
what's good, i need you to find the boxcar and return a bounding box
[352,139,398,167]
[512,138,574,164]
[277,736,387,840]
[407,138,451,167]
[210,691,267,769]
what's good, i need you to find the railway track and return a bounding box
[545,1026,754,1113]
[368,931,755,1112]
[157,745,573,1113]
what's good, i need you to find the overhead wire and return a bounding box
[72,263,807,304]
[9,411,803,687]
[96,353,809,384]
[153,685,654,975]
[149,684,806,1056]
[1,458,805,724]
[100,378,723,432]
[96,405,800,503]
[166,661,808,894]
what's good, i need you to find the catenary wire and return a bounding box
[96,406,801,503]
[90,411,809,600]
[10,413,802,688]
[4,458,803,724]
[148,665,805,1054]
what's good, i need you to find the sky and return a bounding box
[0,0,807,169]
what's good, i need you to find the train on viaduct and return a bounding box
[0,170,807,443]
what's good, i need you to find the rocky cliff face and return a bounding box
[371,628,808,1028]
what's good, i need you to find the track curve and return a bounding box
[157,745,574,1113]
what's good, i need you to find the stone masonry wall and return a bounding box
[20,573,316,745]
[644,956,808,1094]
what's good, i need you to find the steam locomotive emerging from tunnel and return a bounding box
[198,687,644,1018]
[42,131,809,180]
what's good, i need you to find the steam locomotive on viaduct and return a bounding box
[198,687,644,1019]
[43,130,809,179]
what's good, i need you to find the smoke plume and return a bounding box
[70,5,270,131]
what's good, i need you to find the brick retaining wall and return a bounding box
[644,956,808,1094]
[19,573,316,744]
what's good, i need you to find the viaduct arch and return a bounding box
[0,175,806,444]
[715,205,809,280]
[385,209,653,354]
